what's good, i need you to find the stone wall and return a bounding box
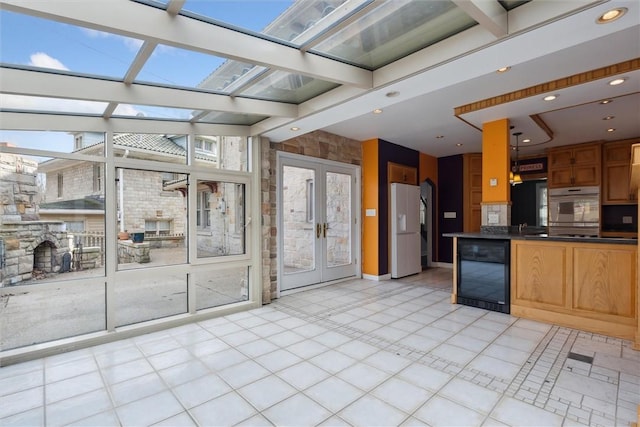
[260,130,362,303]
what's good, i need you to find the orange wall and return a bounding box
[482,118,510,203]
[362,139,379,275]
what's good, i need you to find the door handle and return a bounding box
[316,223,321,239]
[323,223,328,238]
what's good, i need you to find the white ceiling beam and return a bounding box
[0,111,251,136]
[165,0,186,16]
[452,0,507,38]
[0,67,298,118]
[0,0,372,89]
[123,41,158,84]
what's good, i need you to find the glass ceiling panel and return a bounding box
[196,111,268,126]
[197,62,265,94]
[310,0,477,69]
[181,1,295,34]
[0,11,140,79]
[135,45,235,91]
[240,71,340,103]
[112,104,196,121]
[0,94,108,115]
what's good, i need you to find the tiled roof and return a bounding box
[114,133,185,156]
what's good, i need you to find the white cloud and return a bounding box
[29,52,69,71]
[0,94,107,114]
[80,28,143,51]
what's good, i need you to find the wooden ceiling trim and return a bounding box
[454,58,640,116]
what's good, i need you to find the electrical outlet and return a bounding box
[622,216,633,224]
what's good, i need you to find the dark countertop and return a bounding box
[443,231,638,245]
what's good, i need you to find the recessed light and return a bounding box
[373,108,383,114]
[603,116,615,120]
[435,135,445,139]
[608,77,627,86]
[543,95,557,101]
[597,7,627,24]
[456,143,463,147]
[385,91,400,98]
[600,99,613,105]
[290,127,300,131]
[497,66,511,73]
[523,138,531,143]
[607,128,616,132]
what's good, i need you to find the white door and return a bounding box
[278,154,359,291]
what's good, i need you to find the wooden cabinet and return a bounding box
[388,162,417,185]
[547,142,601,188]
[602,139,638,204]
[463,153,482,232]
[511,239,638,343]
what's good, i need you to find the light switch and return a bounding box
[623,216,633,224]
[489,178,497,187]
[444,211,456,219]
[365,209,376,217]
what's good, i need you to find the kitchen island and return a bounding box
[445,232,639,348]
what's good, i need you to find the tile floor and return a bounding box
[1,268,639,426]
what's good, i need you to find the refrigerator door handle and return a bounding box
[316,223,321,239]
[323,223,328,238]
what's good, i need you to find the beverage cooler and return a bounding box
[457,238,510,314]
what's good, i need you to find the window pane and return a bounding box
[114,274,187,327]
[0,149,106,285]
[1,282,105,351]
[195,266,249,310]
[196,181,245,258]
[194,135,248,171]
[117,169,187,269]
[0,130,105,156]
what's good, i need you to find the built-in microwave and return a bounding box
[548,186,600,236]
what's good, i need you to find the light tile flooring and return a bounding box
[1,268,639,426]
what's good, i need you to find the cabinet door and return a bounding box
[573,145,599,165]
[603,163,632,203]
[388,162,416,185]
[573,164,600,186]
[548,167,573,188]
[604,142,632,163]
[548,150,573,168]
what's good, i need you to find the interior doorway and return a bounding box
[277,153,360,292]
[420,179,435,269]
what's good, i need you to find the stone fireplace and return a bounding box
[0,146,71,286]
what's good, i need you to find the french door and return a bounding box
[278,154,359,292]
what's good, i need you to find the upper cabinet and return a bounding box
[388,162,417,185]
[547,142,601,188]
[602,138,639,204]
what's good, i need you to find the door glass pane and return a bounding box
[282,165,316,274]
[325,171,351,268]
[196,181,245,258]
[195,266,249,310]
[116,169,188,270]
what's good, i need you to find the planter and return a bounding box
[130,232,145,243]
[118,231,130,240]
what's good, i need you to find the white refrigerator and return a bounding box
[391,183,421,278]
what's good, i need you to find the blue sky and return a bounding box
[0,1,294,149]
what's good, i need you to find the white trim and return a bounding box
[362,273,392,281]
[276,151,362,294]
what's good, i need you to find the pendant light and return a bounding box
[511,132,523,185]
